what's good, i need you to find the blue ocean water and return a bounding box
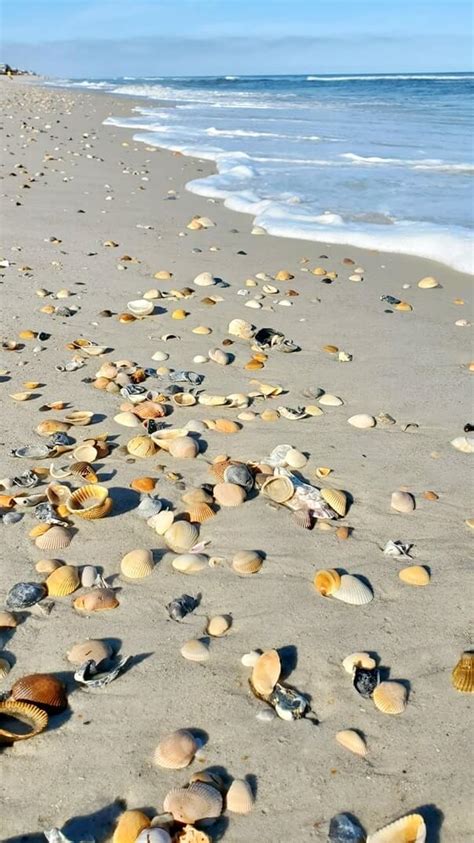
[57,74,473,272]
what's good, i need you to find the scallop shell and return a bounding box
[372,681,407,714]
[210,458,232,482]
[35,526,72,551]
[335,729,367,757]
[169,437,199,459]
[0,657,11,679]
[207,615,231,636]
[367,813,426,843]
[261,475,294,503]
[64,410,93,426]
[11,673,67,713]
[342,652,376,673]
[149,510,174,535]
[451,652,474,693]
[391,491,415,513]
[121,548,154,579]
[127,435,157,458]
[70,462,99,483]
[182,488,213,505]
[67,639,113,666]
[112,810,151,843]
[163,783,223,823]
[46,564,80,597]
[251,649,280,696]
[226,779,254,814]
[172,554,208,574]
[66,484,110,518]
[399,565,430,586]
[293,508,312,529]
[127,299,154,317]
[332,574,373,605]
[154,728,199,769]
[173,393,197,407]
[180,639,210,662]
[73,588,119,613]
[164,521,199,553]
[186,503,215,523]
[114,411,140,428]
[0,611,18,628]
[0,700,48,743]
[213,482,246,507]
[232,550,263,575]
[314,569,341,596]
[347,414,376,428]
[321,488,347,516]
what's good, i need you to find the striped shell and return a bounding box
[226,779,254,814]
[314,569,341,596]
[112,810,151,843]
[73,588,119,613]
[11,673,67,713]
[451,652,474,693]
[154,729,199,769]
[172,554,208,574]
[213,482,246,507]
[149,510,174,535]
[35,525,72,551]
[67,639,113,666]
[332,574,373,605]
[164,521,199,553]
[321,488,347,517]
[373,681,407,715]
[232,550,263,576]
[261,475,294,503]
[210,459,232,482]
[127,435,157,458]
[46,564,80,597]
[186,503,215,523]
[121,548,154,579]
[293,508,312,529]
[182,488,213,505]
[0,700,48,743]
[163,782,223,823]
[335,729,367,757]
[367,814,426,843]
[251,649,281,696]
[0,657,11,679]
[66,484,111,519]
[398,566,430,586]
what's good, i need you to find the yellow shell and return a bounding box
[395,301,413,312]
[35,558,63,574]
[0,657,11,680]
[192,325,212,335]
[251,649,280,696]
[226,779,254,814]
[207,615,231,637]
[35,525,72,551]
[120,548,154,579]
[130,476,156,493]
[10,391,33,401]
[23,381,40,389]
[64,410,93,426]
[321,488,347,516]
[149,510,174,535]
[46,565,80,597]
[186,503,215,523]
[245,358,264,371]
[398,565,430,586]
[154,270,173,279]
[36,419,71,436]
[261,475,294,503]
[232,550,263,575]
[322,344,338,353]
[373,681,407,715]
[29,523,52,539]
[172,308,188,319]
[127,435,157,458]
[66,484,111,519]
[335,729,367,757]
[313,569,341,596]
[164,521,199,552]
[112,810,150,843]
[69,461,98,482]
[418,276,439,289]
[367,813,426,843]
[154,729,199,769]
[451,652,474,693]
[213,418,241,434]
[0,611,18,628]
[19,330,37,340]
[0,700,48,743]
[275,270,294,281]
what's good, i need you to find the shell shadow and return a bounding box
[277,644,298,679]
[108,486,139,517]
[245,772,258,799]
[121,651,154,674]
[200,815,230,841]
[61,798,126,841]
[188,726,209,748]
[415,803,444,843]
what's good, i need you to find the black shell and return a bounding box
[329,813,365,842]
[6,582,46,609]
[352,665,379,698]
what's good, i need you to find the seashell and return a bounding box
[10,391,33,401]
[18,330,37,340]
[226,393,249,409]
[67,639,113,666]
[336,525,350,540]
[194,271,215,287]
[241,650,262,667]
[36,419,71,436]
[172,553,208,574]
[213,482,246,507]
[127,299,154,317]
[186,503,215,523]
[391,490,415,513]
[335,729,367,757]
[228,318,254,339]
[97,362,118,379]
[212,418,240,434]
[198,393,228,406]
[14,492,46,508]
[64,410,93,426]
[151,350,169,362]
[149,510,174,535]
[226,779,254,814]
[173,393,197,407]
[207,615,231,636]
[285,448,307,469]
[0,610,18,628]
[66,485,110,519]
[293,508,312,529]
[164,521,199,553]
[223,463,254,491]
[275,270,294,281]
[331,574,373,605]
[232,550,263,575]
[418,276,439,289]
[399,565,430,586]
[6,582,47,609]
[154,728,199,769]
[451,651,474,693]
[172,308,187,320]
[131,476,156,493]
[121,548,154,579]
[319,394,343,406]
[321,488,347,516]
[46,564,80,597]
[134,401,166,420]
[73,588,119,613]
[347,414,376,429]
[372,681,407,715]
[35,526,72,551]
[261,475,294,503]
[209,458,232,482]
[322,344,339,354]
[137,496,162,520]
[423,490,439,501]
[112,810,151,843]
[395,301,413,311]
[81,565,98,588]
[0,700,48,743]
[169,437,199,459]
[251,649,280,696]
[69,462,98,482]
[451,435,474,453]
[182,488,213,505]
[114,411,140,428]
[127,435,157,458]
[163,783,223,823]
[11,673,67,713]
[73,444,98,463]
[342,652,377,674]
[0,657,11,679]
[180,639,210,662]
[209,347,231,366]
[314,569,341,596]
[154,270,173,280]
[367,814,426,843]
[136,830,171,843]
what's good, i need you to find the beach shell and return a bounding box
[10,391,33,401]
[284,448,307,469]
[418,276,439,289]
[35,526,72,551]
[36,419,71,436]
[173,393,197,407]
[372,681,407,715]
[347,414,376,429]
[181,639,210,662]
[451,436,474,453]
[114,411,140,428]
[154,729,199,769]
[6,582,46,609]
[198,393,228,406]
[67,639,113,666]
[208,348,231,366]
[391,491,415,513]
[163,783,223,824]
[73,589,119,613]
[66,485,111,520]
[223,463,254,491]
[228,318,254,340]
[64,410,93,426]
[207,615,231,636]
[395,301,413,312]
[332,574,373,605]
[155,269,173,280]
[113,810,151,843]
[261,475,294,504]
[399,566,430,586]
[46,565,80,597]
[342,652,377,674]
[251,650,280,696]
[226,779,254,814]
[275,270,294,281]
[319,394,343,407]
[186,503,215,523]
[172,554,208,574]
[67,462,98,483]
[81,565,98,588]
[172,309,187,320]
[335,730,367,757]
[367,814,426,843]
[423,490,439,501]
[131,476,156,493]
[293,508,313,529]
[213,482,246,507]
[194,271,215,287]
[136,831,171,843]
[0,657,11,679]
[213,418,241,434]
[321,488,347,516]
[164,521,199,553]
[314,569,341,596]
[121,548,154,579]
[127,299,154,317]
[232,550,263,575]
[127,435,157,458]
[169,437,199,459]
[0,611,17,628]
[336,525,350,540]
[451,652,474,693]
[226,393,249,408]
[11,673,67,713]
[0,700,48,743]
[73,444,98,463]
[182,488,213,505]
[149,510,174,535]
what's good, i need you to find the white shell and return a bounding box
[127,298,154,316]
[391,490,415,512]
[194,271,215,287]
[136,830,171,843]
[172,554,208,574]
[347,413,376,429]
[331,574,373,605]
[451,436,474,453]
[151,350,169,362]
[342,652,376,673]
[319,394,343,407]
[148,510,174,535]
[180,639,210,662]
[241,650,261,667]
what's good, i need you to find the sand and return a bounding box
[0,78,472,842]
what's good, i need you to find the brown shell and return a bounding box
[186,503,215,523]
[130,476,156,493]
[69,461,98,482]
[163,782,223,824]
[209,459,232,482]
[213,482,246,507]
[133,401,166,420]
[313,568,341,596]
[0,610,17,628]
[451,652,474,693]
[154,728,199,769]
[0,700,48,743]
[251,650,281,697]
[46,564,80,597]
[112,810,150,843]
[73,588,119,613]
[11,673,67,713]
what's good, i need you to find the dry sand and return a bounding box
[0,79,472,842]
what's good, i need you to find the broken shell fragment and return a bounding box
[154,728,199,769]
[0,700,48,743]
[342,652,376,674]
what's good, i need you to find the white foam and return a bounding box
[306,74,474,81]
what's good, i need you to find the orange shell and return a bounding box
[11,673,67,713]
[314,568,341,596]
[244,358,264,370]
[0,700,48,743]
[213,418,241,434]
[0,494,15,508]
[398,565,430,586]
[251,650,281,697]
[209,459,232,482]
[66,485,111,519]
[186,503,215,523]
[45,564,80,597]
[452,652,474,693]
[112,810,150,843]
[130,476,156,493]
[29,523,51,539]
[73,588,119,613]
[69,461,98,482]
[133,401,166,420]
[372,681,407,715]
[213,482,246,507]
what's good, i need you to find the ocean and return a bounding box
[54,74,473,273]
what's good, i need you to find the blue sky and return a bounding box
[1,0,472,77]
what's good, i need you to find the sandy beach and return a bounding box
[0,79,472,842]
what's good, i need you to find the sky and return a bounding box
[0,0,472,78]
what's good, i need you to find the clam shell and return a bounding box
[0,610,18,628]
[173,393,197,407]
[194,271,215,287]
[261,475,294,503]
[73,588,119,613]
[11,673,67,713]
[172,554,208,574]
[0,700,48,743]
[226,393,249,408]
[451,435,474,453]
[209,348,231,366]
[114,411,140,428]
[418,275,439,289]
[335,729,367,757]
[36,419,71,436]
[321,488,347,516]
[46,565,80,597]
[213,482,246,507]
[113,810,151,843]
[213,418,241,434]
[149,510,174,535]
[6,581,46,609]
[154,728,199,769]
[186,503,215,523]
[66,484,110,518]
[182,488,213,505]
[332,574,373,605]
[64,410,93,426]
[35,526,72,551]
[319,394,343,407]
[367,814,426,843]
[342,652,376,674]
[223,463,254,491]
[399,565,430,586]
[228,318,254,339]
[121,548,154,579]
[163,783,223,823]
[226,779,254,814]
[70,461,99,482]
[67,639,113,666]
[207,615,231,636]
[198,393,228,406]
[169,437,199,459]
[127,299,154,316]
[130,476,156,493]
[451,651,474,693]
[164,521,199,553]
[180,639,210,662]
[285,448,307,469]
[232,550,263,576]
[127,435,157,458]
[192,326,212,335]
[372,681,407,714]
[251,649,280,696]
[314,569,341,596]
[391,491,415,513]
[73,443,98,463]
[347,414,376,428]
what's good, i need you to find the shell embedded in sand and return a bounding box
[112,810,151,843]
[391,490,415,513]
[154,728,199,769]
[226,779,254,814]
[335,730,367,757]
[451,435,474,453]
[198,393,228,406]
[194,271,215,287]
[213,418,241,434]
[186,503,215,523]
[319,394,343,407]
[121,548,154,579]
[418,276,439,289]
[35,525,72,551]
[367,813,426,843]
[251,649,280,696]
[154,269,173,280]
[314,569,341,597]
[213,482,246,507]
[169,436,199,459]
[172,554,208,574]
[73,588,119,613]
[163,782,223,824]
[149,510,174,535]
[347,414,376,429]
[173,393,197,407]
[451,652,474,693]
[127,435,157,458]
[342,652,377,673]
[261,475,294,503]
[0,700,48,743]
[67,639,113,666]
[399,565,430,586]
[232,550,263,576]
[127,299,154,317]
[228,318,255,339]
[66,484,110,519]
[45,564,80,597]
[207,615,231,637]
[0,611,18,628]
[372,681,407,715]
[321,488,347,516]
[11,673,67,713]
[10,391,33,401]
[164,521,199,553]
[114,411,140,428]
[180,639,210,662]
[332,574,373,605]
